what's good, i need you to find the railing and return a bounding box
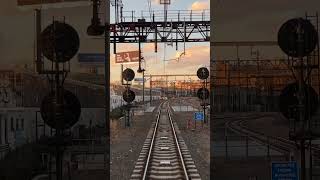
[71,139,103,146]
[66,138,107,154]
[225,114,320,165]
[120,9,210,23]
[0,144,10,160]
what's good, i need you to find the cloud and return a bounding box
[109,44,210,82]
[164,45,210,74]
[190,0,209,10]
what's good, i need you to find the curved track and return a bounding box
[225,113,320,163]
[130,101,201,180]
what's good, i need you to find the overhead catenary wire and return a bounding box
[147,0,153,21]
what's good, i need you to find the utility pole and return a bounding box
[149,76,152,104]
[297,21,306,180]
[104,2,111,176]
[143,70,145,104]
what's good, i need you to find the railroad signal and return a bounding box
[279,82,318,121]
[197,67,209,80]
[40,89,81,130]
[197,88,209,100]
[196,67,209,124]
[122,68,135,81]
[87,0,104,36]
[278,18,318,58]
[37,18,81,180]
[41,21,80,62]
[278,17,320,180]
[123,89,136,103]
[122,68,136,127]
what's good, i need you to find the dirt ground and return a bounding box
[210,113,289,180]
[212,157,281,180]
[242,112,290,138]
[170,98,210,180]
[110,102,160,180]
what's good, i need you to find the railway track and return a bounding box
[130,101,201,180]
[225,114,320,165]
[225,115,295,154]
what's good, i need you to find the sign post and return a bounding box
[194,112,204,121]
[116,51,140,64]
[194,112,204,129]
[271,161,299,180]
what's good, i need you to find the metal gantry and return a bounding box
[109,9,210,71]
[110,10,210,44]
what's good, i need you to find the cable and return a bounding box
[183,17,186,54]
[147,0,152,20]
[163,43,166,74]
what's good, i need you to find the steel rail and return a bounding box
[235,116,320,152]
[141,101,163,180]
[142,101,190,180]
[226,114,320,155]
[167,103,189,180]
[224,115,292,154]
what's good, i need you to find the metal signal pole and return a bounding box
[298,27,306,180]
[104,0,111,177]
[143,70,145,104]
[203,79,206,124]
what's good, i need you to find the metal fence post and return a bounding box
[267,136,270,160]
[225,126,228,159]
[246,134,249,158]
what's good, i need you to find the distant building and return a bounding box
[0,68,161,159]
[212,60,320,112]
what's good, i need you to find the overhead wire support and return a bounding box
[108,9,210,44]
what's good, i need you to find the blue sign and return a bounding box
[78,53,105,63]
[194,112,204,121]
[272,161,298,180]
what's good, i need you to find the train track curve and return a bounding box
[225,113,320,165]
